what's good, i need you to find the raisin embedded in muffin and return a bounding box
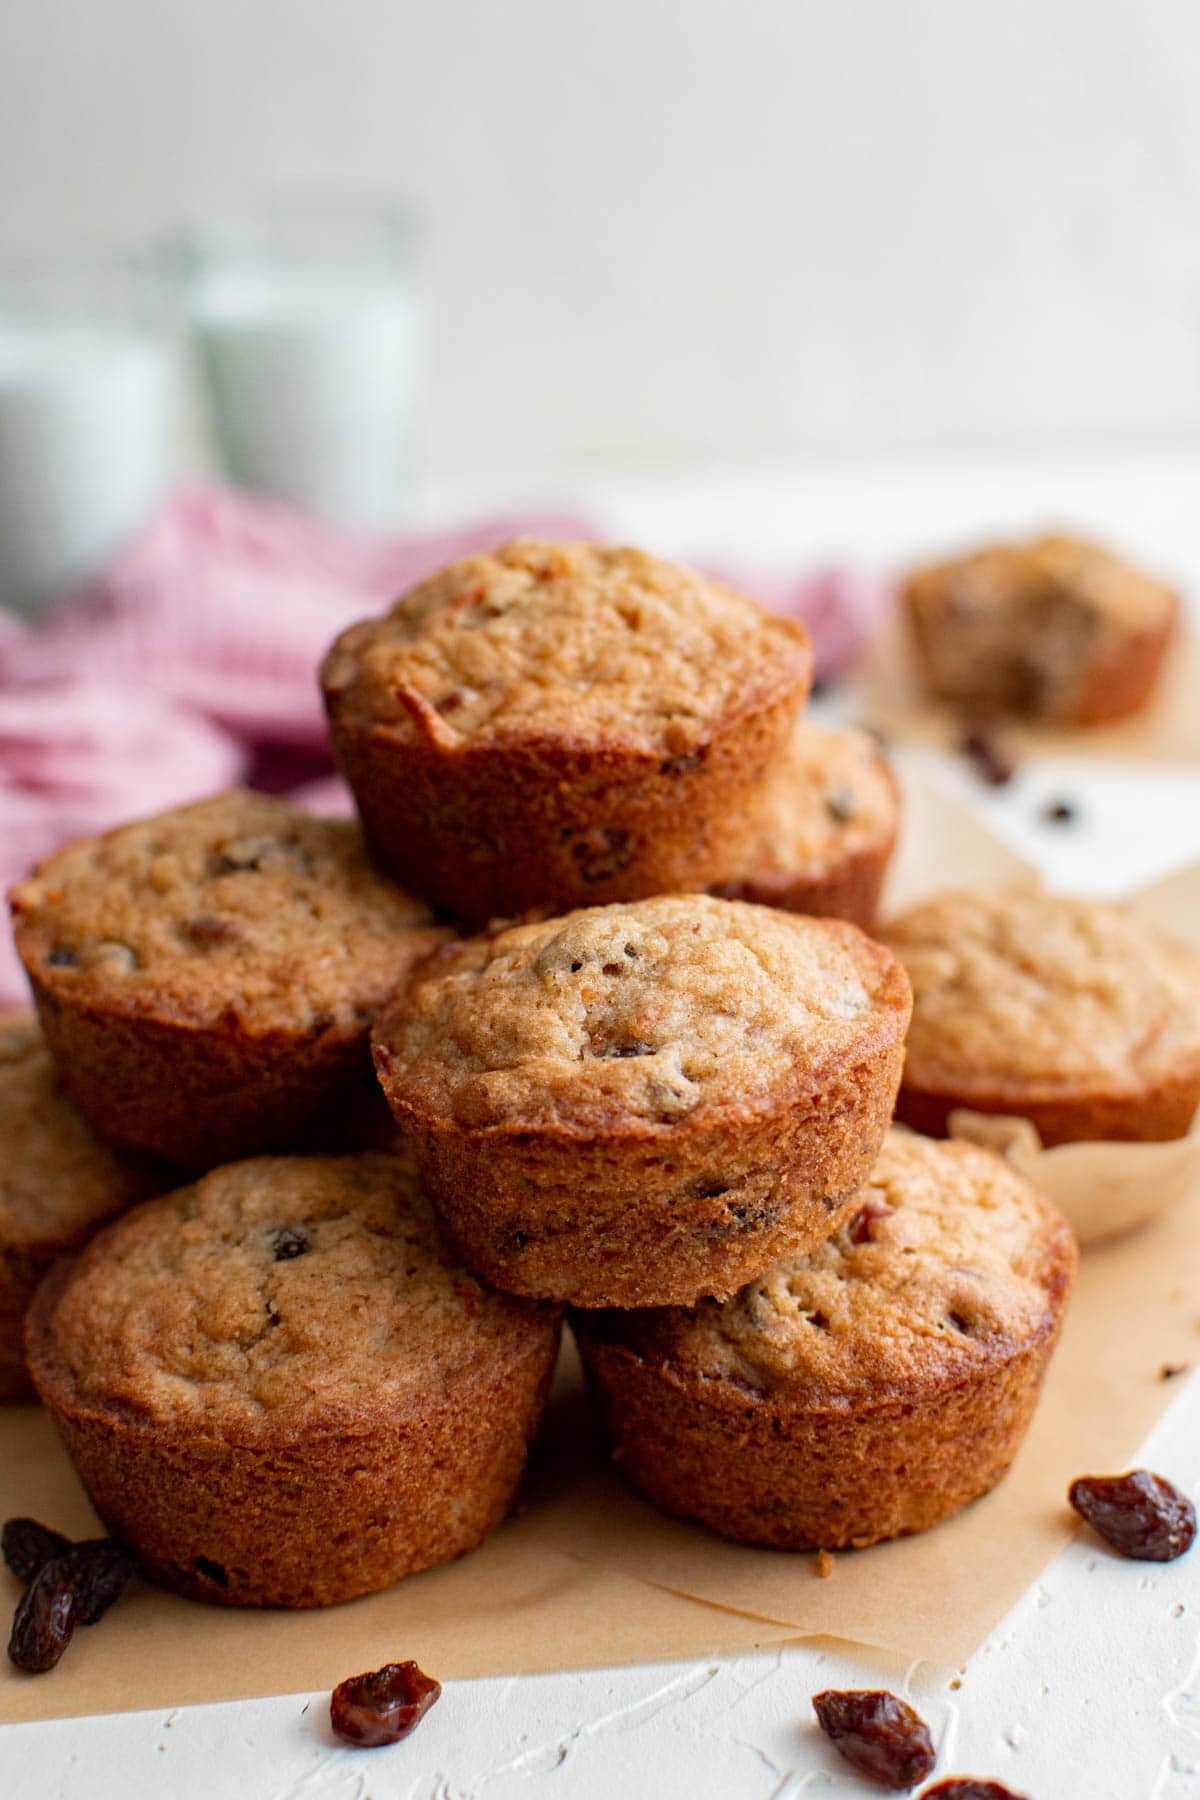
[0,1014,165,1402]
[574,1129,1076,1549]
[9,791,448,1169]
[902,533,1178,724]
[321,539,812,922]
[884,888,1200,1144]
[26,1153,560,1608]
[373,894,912,1308]
[713,724,900,927]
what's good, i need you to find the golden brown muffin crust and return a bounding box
[10,789,444,1037]
[574,1131,1075,1549]
[376,894,911,1133]
[320,538,810,754]
[885,889,1200,1105]
[903,534,1178,721]
[42,1154,551,1439]
[599,1130,1074,1407]
[736,724,898,883]
[0,1014,159,1250]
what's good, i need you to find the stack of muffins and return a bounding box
[4,538,1106,1610]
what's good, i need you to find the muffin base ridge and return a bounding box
[27,1257,559,1609]
[328,688,804,924]
[394,1052,898,1309]
[575,1325,1063,1549]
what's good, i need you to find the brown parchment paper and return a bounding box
[4,764,1199,1723]
[864,602,1200,763]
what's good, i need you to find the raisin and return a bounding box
[601,1040,657,1059]
[269,1227,310,1262]
[849,1195,895,1244]
[921,1782,1029,1799]
[191,1556,229,1588]
[960,727,1015,788]
[330,1661,442,1748]
[826,788,859,823]
[659,750,704,775]
[2,1518,71,1585]
[1068,1469,1196,1561]
[8,1558,77,1673]
[66,1539,135,1625]
[185,915,243,947]
[571,827,634,884]
[812,1688,936,1789]
[46,947,78,968]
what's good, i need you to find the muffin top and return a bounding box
[884,888,1200,1102]
[741,724,898,880]
[10,790,446,1037]
[320,538,811,754]
[374,894,912,1132]
[32,1154,555,1438]
[0,1014,161,1251]
[907,534,1176,633]
[584,1129,1075,1406]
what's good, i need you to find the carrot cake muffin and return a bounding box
[321,539,812,923]
[574,1128,1076,1549]
[373,894,912,1308]
[713,724,899,927]
[26,1154,560,1608]
[902,534,1178,724]
[885,889,1200,1144]
[10,790,447,1170]
[0,1014,165,1402]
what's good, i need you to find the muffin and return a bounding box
[902,534,1178,724]
[713,724,899,927]
[321,539,812,923]
[373,894,912,1308]
[884,889,1200,1145]
[574,1128,1076,1549]
[0,1014,165,1402]
[9,790,448,1170]
[26,1154,560,1608]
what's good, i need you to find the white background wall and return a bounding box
[5,0,1200,474]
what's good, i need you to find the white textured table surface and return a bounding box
[4,454,1200,1798]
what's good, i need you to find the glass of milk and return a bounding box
[180,201,423,529]
[0,254,175,614]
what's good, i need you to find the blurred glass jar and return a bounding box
[176,200,424,530]
[0,251,176,615]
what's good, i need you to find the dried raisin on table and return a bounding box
[813,1688,936,1788]
[66,1539,135,1625]
[2,1518,72,1585]
[330,1661,442,1748]
[1068,1469,1196,1562]
[959,727,1016,788]
[920,1781,1029,1799]
[8,1558,77,1673]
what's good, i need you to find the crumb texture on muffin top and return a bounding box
[885,889,1200,1097]
[38,1154,546,1432]
[10,790,442,1035]
[743,724,897,878]
[375,894,911,1130]
[321,539,810,753]
[0,1014,158,1247]
[601,1129,1074,1404]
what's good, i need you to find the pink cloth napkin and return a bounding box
[0,486,884,1004]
